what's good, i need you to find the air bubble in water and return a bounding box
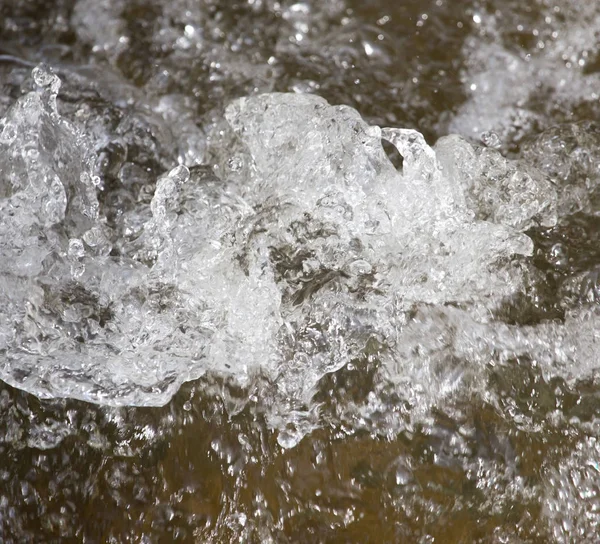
[481,130,502,149]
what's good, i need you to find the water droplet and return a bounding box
[548,243,568,268]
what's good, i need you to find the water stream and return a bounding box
[2,1,600,542]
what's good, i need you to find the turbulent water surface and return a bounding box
[2,1,600,542]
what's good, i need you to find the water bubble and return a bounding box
[168,164,190,186]
[31,64,61,95]
[0,122,17,145]
[480,130,502,149]
[548,243,568,268]
[227,155,243,172]
[68,238,86,259]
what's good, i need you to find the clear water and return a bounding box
[2,0,600,542]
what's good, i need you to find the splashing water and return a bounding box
[4,2,600,540]
[0,67,560,436]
